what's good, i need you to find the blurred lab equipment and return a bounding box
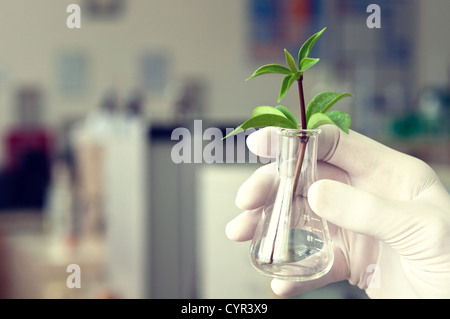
[65,85,197,298]
[69,87,120,240]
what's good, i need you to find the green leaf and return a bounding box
[284,49,297,73]
[327,111,351,134]
[223,106,299,139]
[246,64,292,81]
[307,111,351,134]
[306,91,353,122]
[275,105,299,129]
[307,112,334,130]
[278,73,300,103]
[299,57,320,72]
[297,27,326,69]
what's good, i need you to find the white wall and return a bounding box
[416,0,450,91]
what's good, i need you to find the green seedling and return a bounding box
[224,28,353,194]
[224,27,352,139]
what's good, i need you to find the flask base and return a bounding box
[251,229,333,282]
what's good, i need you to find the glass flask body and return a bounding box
[250,128,334,281]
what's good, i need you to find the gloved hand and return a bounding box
[226,124,450,298]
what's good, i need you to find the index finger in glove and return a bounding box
[227,163,277,243]
[235,162,277,211]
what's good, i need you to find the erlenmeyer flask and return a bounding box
[250,128,334,281]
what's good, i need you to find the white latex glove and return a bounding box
[226,124,450,298]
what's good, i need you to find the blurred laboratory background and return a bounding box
[0,0,448,299]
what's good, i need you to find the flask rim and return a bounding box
[277,127,321,137]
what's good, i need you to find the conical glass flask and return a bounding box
[250,128,334,281]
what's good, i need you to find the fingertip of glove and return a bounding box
[307,180,327,212]
[307,179,344,218]
[246,127,278,158]
[225,209,261,242]
[270,279,286,296]
[225,220,236,241]
[271,279,303,297]
[235,186,252,210]
[235,163,277,210]
[225,217,243,241]
[245,131,258,153]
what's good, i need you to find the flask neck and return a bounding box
[277,129,320,196]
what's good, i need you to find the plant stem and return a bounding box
[267,75,308,265]
[298,74,307,130]
[292,75,309,196]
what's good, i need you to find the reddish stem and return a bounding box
[292,75,309,196]
[268,75,309,265]
[298,75,307,130]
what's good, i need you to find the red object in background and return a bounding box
[3,127,54,172]
[0,127,54,211]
